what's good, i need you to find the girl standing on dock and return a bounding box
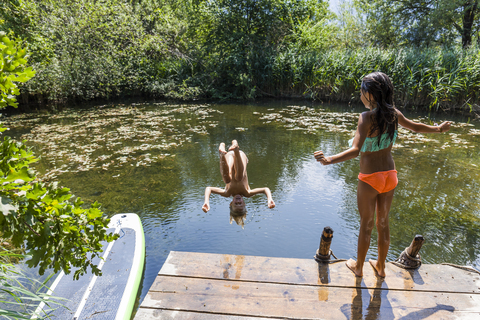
[314,72,451,278]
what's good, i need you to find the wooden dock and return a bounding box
[135,251,480,319]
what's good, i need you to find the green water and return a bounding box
[2,100,480,302]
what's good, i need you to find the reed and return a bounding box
[266,47,480,111]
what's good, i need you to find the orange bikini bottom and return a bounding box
[358,170,398,194]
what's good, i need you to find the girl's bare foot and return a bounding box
[346,258,362,277]
[219,142,227,155]
[229,140,239,151]
[369,259,386,278]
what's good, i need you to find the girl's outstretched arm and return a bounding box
[397,109,451,133]
[202,186,226,212]
[248,187,275,208]
[314,113,369,165]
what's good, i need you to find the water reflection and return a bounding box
[221,254,244,291]
[317,262,330,301]
[317,262,331,285]
[400,268,425,303]
[317,286,329,302]
[2,100,480,305]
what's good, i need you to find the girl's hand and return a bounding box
[202,202,210,213]
[438,121,452,133]
[268,199,275,209]
[314,150,331,165]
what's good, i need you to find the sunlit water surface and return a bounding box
[3,100,480,307]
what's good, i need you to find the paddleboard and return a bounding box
[32,213,145,320]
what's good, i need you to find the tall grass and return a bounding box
[0,250,62,319]
[267,47,480,111]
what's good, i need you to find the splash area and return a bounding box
[3,100,480,302]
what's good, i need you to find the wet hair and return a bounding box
[230,211,247,228]
[361,72,398,145]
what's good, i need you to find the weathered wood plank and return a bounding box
[160,251,480,294]
[134,309,280,319]
[140,275,480,319]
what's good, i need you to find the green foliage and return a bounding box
[0,31,35,108]
[303,46,480,111]
[355,0,480,48]
[0,25,115,295]
[2,0,480,111]
[0,28,117,318]
[333,0,371,49]
[188,0,333,99]
[0,132,117,279]
[0,0,336,102]
[1,0,154,103]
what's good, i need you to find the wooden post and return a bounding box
[393,235,424,269]
[407,235,425,258]
[315,227,333,262]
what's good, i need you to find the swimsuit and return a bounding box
[358,170,398,193]
[348,130,398,152]
[349,130,399,193]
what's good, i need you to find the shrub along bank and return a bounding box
[2,0,480,113]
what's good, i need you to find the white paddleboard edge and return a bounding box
[109,213,145,320]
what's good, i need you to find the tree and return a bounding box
[1,0,153,103]
[355,0,480,48]
[0,29,117,318]
[334,0,369,49]
[193,0,332,98]
[456,0,479,47]
[0,31,116,279]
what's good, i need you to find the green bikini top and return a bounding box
[349,130,398,152]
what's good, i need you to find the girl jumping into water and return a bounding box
[202,140,275,214]
[314,72,451,278]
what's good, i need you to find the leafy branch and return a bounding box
[0,31,35,108]
[0,30,117,281]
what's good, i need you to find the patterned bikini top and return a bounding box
[349,130,398,152]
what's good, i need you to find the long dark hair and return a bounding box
[361,72,398,145]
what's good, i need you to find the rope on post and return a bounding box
[391,235,424,269]
[314,249,346,264]
[391,247,422,269]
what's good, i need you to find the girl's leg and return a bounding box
[370,188,395,277]
[219,143,233,184]
[348,180,378,276]
[229,140,247,181]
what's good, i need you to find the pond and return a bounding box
[2,100,480,308]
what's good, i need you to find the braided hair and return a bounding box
[360,72,398,146]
